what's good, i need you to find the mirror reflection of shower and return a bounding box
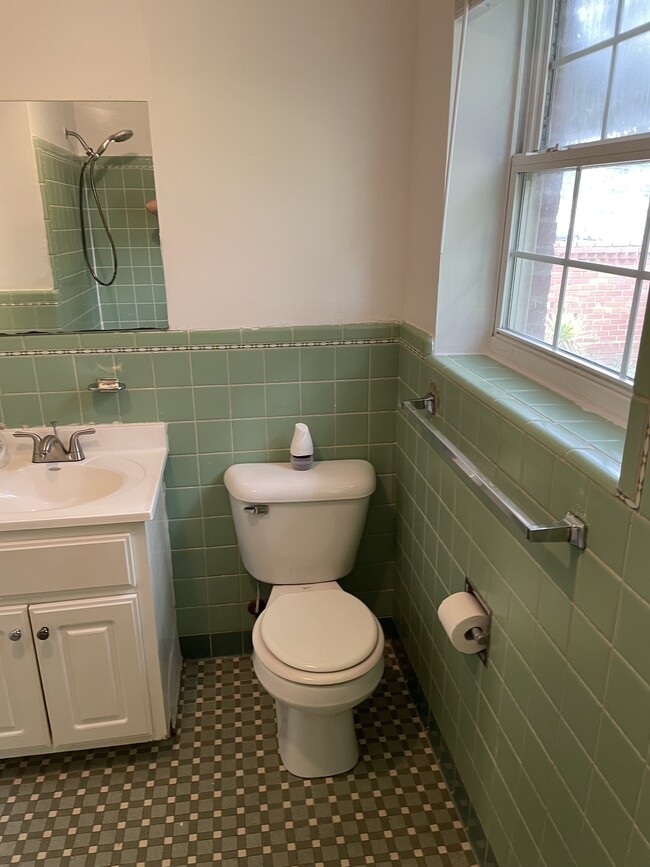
[65,127,134,286]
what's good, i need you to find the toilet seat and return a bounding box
[260,589,379,673]
[253,588,384,687]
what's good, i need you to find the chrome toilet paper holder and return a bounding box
[464,578,491,666]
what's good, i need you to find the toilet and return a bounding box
[223,459,385,778]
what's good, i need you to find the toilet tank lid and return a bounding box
[224,460,376,503]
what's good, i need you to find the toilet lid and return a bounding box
[260,590,379,673]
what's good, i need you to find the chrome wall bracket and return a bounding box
[404,382,440,415]
[527,511,587,549]
[465,578,491,666]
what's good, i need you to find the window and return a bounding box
[498,0,650,384]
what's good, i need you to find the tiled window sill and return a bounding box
[432,354,624,492]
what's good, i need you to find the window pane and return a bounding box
[557,0,617,55]
[517,170,575,257]
[559,268,637,373]
[621,0,650,32]
[547,49,611,146]
[627,281,649,378]
[570,163,649,267]
[505,256,562,344]
[607,32,650,138]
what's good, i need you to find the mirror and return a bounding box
[0,101,167,334]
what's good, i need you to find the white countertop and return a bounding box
[0,423,168,532]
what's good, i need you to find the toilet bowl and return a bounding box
[224,459,384,778]
[252,583,384,777]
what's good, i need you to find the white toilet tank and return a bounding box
[224,460,376,584]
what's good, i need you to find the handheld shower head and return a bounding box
[94,129,134,158]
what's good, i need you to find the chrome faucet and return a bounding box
[13,422,96,463]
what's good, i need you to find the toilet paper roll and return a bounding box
[437,591,489,654]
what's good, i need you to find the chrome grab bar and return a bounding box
[400,397,587,551]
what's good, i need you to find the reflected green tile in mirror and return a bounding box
[0,100,167,334]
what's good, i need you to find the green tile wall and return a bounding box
[3,317,649,866]
[33,137,100,331]
[0,324,397,657]
[20,139,167,333]
[88,155,167,329]
[0,290,59,332]
[396,342,649,867]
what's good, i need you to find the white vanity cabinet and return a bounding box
[0,595,150,754]
[0,495,182,759]
[0,604,51,754]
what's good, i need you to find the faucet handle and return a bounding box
[67,428,96,461]
[13,431,42,443]
[13,431,44,461]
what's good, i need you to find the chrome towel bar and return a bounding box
[400,397,587,551]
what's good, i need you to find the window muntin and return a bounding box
[504,159,650,380]
[499,0,650,384]
[556,0,618,56]
[546,0,650,147]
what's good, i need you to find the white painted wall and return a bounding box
[403,0,454,338]
[26,101,76,151]
[0,102,53,292]
[0,0,445,331]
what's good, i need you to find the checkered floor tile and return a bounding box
[0,644,477,866]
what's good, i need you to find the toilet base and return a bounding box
[276,700,359,778]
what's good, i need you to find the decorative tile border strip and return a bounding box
[0,301,59,310]
[0,301,58,308]
[0,336,399,357]
[399,321,434,357]
[399,336,430,361]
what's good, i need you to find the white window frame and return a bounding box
[489,0,650,425]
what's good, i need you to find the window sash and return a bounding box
[544,18,650,148]
[496,137,650,383]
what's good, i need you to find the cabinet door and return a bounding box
[29,595,152,749]
[0,605,51,753]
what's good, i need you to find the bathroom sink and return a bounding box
[0,423,168,530]
[0,456,144,513]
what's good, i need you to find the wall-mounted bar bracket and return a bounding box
[405,382,440,416]
[527,512,587,549]
[408,392,437,414]
[401,397,588,551]
[464,578,491,666]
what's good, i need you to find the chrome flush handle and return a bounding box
[244,505,270,515]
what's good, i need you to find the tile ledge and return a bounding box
[431,354,622,491]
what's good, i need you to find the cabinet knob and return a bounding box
[36,627,50,641]
[8,628,21,641]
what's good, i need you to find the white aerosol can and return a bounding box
[290,423,313,470]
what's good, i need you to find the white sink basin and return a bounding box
[0,456,144,513]
[0,423,167,530]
